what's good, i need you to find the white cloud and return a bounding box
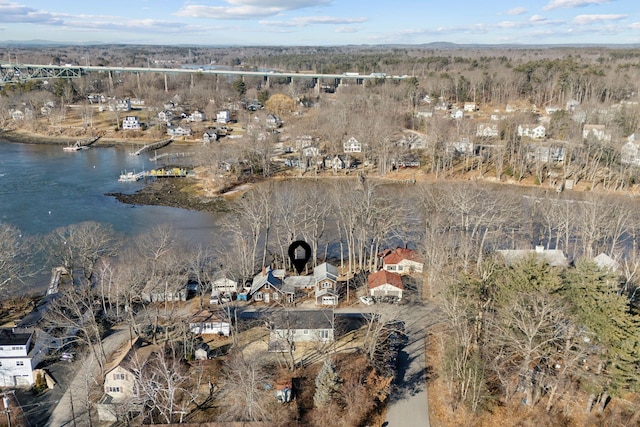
[543,0,612,11]
[506,7,527,15]
[260,16,367,27]
[175,0,331,20]
[0,1,63,25]
[572,14,627,24]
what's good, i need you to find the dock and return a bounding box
[130,138,173,156]
[118,168,193,182]
[149,151,195,162]
[46,267,67,296]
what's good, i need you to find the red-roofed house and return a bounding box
[368,270,404,300]
[382,248,423,274]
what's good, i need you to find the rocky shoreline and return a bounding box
[106,178,229,213]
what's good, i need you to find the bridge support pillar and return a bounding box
[313,78,320,94]
[264,75,270,89]
[164,73,168,92]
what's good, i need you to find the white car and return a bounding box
[359,296,374,306]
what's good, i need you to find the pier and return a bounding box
[118,168,193,182]
[149,151,195,162]
[130,138,173,156]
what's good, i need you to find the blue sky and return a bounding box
[0,0,638,46]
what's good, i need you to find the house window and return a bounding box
[387,265,396,271]
[273,292,280,300]
[303,330,309,335]
[319,330,330,340]
[12,346,22,351]
[255,292,263,301]
[107,386,121,393]
[0,361,2,366]
[16,361,24,366]
[114,373,126,381]
[264,284,270,289]
[322,282,332,289]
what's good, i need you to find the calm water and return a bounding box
[0,140,220,291]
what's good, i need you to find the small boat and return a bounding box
[63,141,90,152]
[118,171,145,182]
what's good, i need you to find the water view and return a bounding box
[0,140,220,289]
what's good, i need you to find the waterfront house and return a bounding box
[367,270,404,300]
[381,248,424,274]
[122,116,142,130]
[0,329,35,387]
[167,125,192,137]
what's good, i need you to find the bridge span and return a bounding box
[0,61,412,87]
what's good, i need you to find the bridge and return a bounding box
[0,61,412,89]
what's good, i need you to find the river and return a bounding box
[0,140,220,292]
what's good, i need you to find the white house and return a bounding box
[476,123,499,138]
[0,329,35,387]
[189,310,230,336]
[109,98,131,112]
[451,109,464,119]
[621,140,640,166]
[518,124,546,139]
[496,245,568,268]
[202,128,218,143]
[313,262,340,306]
[187,110,205,122]
[216,110,230,124]
[122,116,142,130]
[583,124,611,142]
[158,110,174,124]
[268,310,334,352]
[381,248,424,274]
[266,114,281,128]
[97,338,160,422]
[343,136,362,153]
[464,102,477,112]
[212,278,238,294]
[167,125,192,137]
[368,270,403,300]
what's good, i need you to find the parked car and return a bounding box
[359,296,374,305]
[60,352,74,362]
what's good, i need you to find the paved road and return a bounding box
[384,303,440,427]
[47,328,131,427]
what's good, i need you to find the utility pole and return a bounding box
[2,393,12,427]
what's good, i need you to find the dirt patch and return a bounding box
[107,177,229,213]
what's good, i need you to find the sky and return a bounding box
[0,0,638,46]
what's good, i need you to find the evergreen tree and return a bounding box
[314,358,341,408]
[563,260,640,398]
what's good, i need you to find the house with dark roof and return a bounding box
[249,267,294,304]
[267,310,334,352]
[0,329,35,387]
[368,270,404,300]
